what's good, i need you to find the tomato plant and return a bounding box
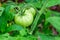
[0,0,60,40]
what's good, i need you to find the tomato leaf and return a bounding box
[46,17,60,32]
[0,16,7,33]
[36,32,54,40]
[28,2,41,8]
[4,5,16,21]
[19,29,27,36]
[55,36,60,40]
[45,10,60,18]
[46,0,60,7]
[0,7,4,16]
[6,24,23,32]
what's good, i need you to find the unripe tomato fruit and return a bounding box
[28,7,36,16]
[14,10,33,27]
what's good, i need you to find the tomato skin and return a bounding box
[24,7,36,16]
[14,10,33,27]
[28,7,36,16]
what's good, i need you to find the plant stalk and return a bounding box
[30,0,48,34]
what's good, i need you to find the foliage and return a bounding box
[0,0,60,40]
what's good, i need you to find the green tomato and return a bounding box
[14,10,33,27]
[28,7,36,16]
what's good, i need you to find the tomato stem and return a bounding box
[30,0,48,34]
